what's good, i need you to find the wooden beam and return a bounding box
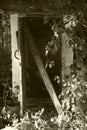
[22,18,64,115]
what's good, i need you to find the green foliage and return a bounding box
[0,47,11,80]
[43,4,87,129]
[0,12,11,83]
[50,73,87,130]
[0,47,12,106]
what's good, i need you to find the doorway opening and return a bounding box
[23,17,62,98]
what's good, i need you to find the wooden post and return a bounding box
[23,19,64,116]
[18,17,24,115]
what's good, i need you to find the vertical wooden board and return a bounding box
[18,17,26,114]
[10,14,20,96]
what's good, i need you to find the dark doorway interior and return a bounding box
[23,17,61,98]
